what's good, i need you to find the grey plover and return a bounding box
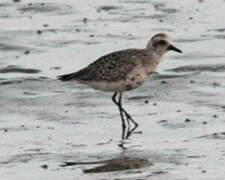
[59,33,182,139]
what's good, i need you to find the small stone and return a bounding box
[202,121,207,125]
[161,80,168,84]
[50,66,61,70]
[82,18,88,23]
[89,34,94,37]
[201,170,206,173]
[158,120,168,123]
[24,50,30,55]
[37,30,42,35]
[153,102,157,106]
[190,80,195,83]
[213,114,218,118]
[213,82,221,87]
[4,128,8,132]
[43,24,49,27]
[40,164,48,169]
[185,118,191,122]
[177,110,181,112]
[144,100,149,104]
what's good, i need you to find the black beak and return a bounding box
[167,45,182,53]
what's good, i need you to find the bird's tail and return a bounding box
[58,72,77,81]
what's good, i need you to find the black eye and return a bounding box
[158,40,167,46]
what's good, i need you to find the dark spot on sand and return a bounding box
[130,77,135,81]
[158,120,168,123]
[37,30,42,34]
[83,18,88,23]
[161,80,168,84]
[213,133,218,136]
[40,164,48,169]
[212,82,221,87]
[98,6,121,12]
[201,170,207,173]
[185,118,191,123]
[50,66,61,70]
[24,50,30,54]
[0,66,41,74]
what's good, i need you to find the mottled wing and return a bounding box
[59,49,146,82]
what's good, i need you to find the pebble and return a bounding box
[185,118,191,123]
[37,30,42,35]
[161,80,168,84]
[40,164,48,169]
[82,18,88,23]
[24,50,30,55]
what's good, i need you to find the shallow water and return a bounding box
[1,0,225,179]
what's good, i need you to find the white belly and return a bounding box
[88,66,148,92]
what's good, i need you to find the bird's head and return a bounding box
[146,33,182,56]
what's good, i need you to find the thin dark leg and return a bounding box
[112,92,126,139]
[112,92,139,139]
[118,93,130,127]
[118,93,138,128]
[117,93,138,139]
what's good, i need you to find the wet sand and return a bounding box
[1,0,225,179]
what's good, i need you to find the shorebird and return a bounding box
[59,33,182,139]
